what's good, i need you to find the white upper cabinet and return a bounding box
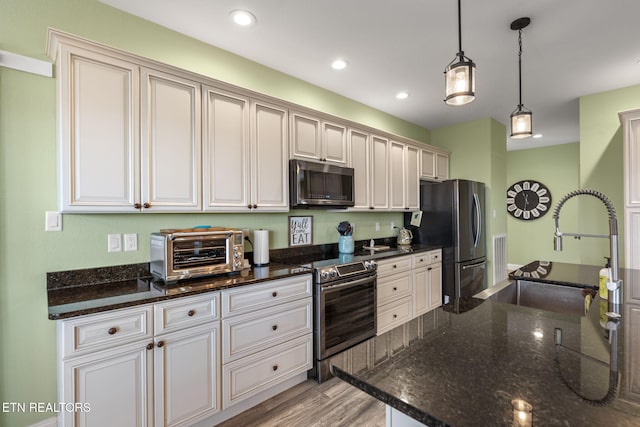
[421,148,449,181]
[348,129,371,210]
[203,88,288,212]
[141,69,202,212]
[55,45,141,212]
[250,100,289,211]
[203,88,251,210]
[290,112,347,165]
[405,145,420,210]
[370,135,390,210]
[390,142,420,211]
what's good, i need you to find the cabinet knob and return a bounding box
[143,202,151,209]
[146,343,154,351]
[188,310,195,317]
[369,206,374,210]
[272,291,278,297]
[393,287,397,291]
[157,340,165,348]
[134,203,141,209]
[108,327,118,335]
[272,324,278,331]
[272,364,279,371]
[428,267,432,271]
[420,258,425,262]
[247,204,252,209]
[393,314,398,319]
[392,265,397,269]
[253,204,258,209]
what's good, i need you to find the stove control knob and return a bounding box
[330,269,338,278]
[321,271,330,280]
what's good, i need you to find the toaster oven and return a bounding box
[150,228,245,282]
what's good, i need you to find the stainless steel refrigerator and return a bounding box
[404,179,487,305]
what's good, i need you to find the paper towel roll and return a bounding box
[253,229,270,266]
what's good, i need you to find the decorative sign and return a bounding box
[289,216,313,247]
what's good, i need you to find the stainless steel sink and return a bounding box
[476,280,597,317]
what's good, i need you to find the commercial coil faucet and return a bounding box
[552,189,622,318]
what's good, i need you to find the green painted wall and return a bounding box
[431,118,507,285]
[0,1,430,425]
[579,85,640,266]
[506,143,581,265]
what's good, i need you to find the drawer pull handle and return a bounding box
[272,324,278,331]
[146,343,154,351]
[188,310,195,317]
[272,364,279,371]
[272,291,278,297]
[428,267,432,271]
[108,327,118,335]
[157,340,165,348]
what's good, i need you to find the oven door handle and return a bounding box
[320,275,376,290]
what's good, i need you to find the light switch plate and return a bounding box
[108,234,122,252]
[45,211,62,232]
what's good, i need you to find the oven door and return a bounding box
[316,273,376,361]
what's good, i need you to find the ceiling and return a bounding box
[98,0,640,151]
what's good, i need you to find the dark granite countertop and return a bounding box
[331,261,640,426]
[47,262,310,320]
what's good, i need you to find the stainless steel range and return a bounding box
[312,258,377,382]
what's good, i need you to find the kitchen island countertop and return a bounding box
[331,261,640,426]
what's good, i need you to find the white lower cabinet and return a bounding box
[57,275,313,426]
[220,275,313,409]
[376,250,443,335]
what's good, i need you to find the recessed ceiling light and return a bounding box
[396,92,409,100]
[533,133,543,138]
[229,10,256,27]
[331,59,348,70]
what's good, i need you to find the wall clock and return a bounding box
[506,180,552,220]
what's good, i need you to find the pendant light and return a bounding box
[510,17,532,139]
[444,0,476,106]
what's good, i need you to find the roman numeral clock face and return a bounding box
[506,180,552,220]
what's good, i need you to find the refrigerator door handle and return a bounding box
[462,260,487,270]
[473,193,482,248]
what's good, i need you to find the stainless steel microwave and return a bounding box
[150,228,245,282]
[289,159,355,208]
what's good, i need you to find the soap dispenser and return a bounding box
[599,257,610,300]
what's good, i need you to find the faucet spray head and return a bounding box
[554,231,563,251]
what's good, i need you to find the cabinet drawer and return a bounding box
[222,274,312,317]
[222,298,312,363]
[222,334,312,408]
[59,305,152,359]
[412,250,442,268]
[377,271,412,306]
[154,292,220,335]
[377,297,412,335]
[428,249,442,263]
[376,256,412,277]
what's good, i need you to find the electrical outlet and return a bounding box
[391,221,396,229]
[375,222,380,232]
[108,234,122,252]
[124,233,137,251]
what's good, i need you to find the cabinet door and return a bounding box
[435,152,449,180]
[420,149,436,180]
[371,135,389,209]
[428,264,443,310]
[154,322,220,427]
[621,109,640,206]
[60,342,153,427]
[251,100,289,211]
[405,145,420,210]
[290,112,321,161]
[413,267,429,317]
[57,45,140,212]
[389,141,406,211]
[322,121,347,165]
[349,129,371,210]
[141,69,201,212]
[203,87,251,211]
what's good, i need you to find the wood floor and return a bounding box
[216,377,386,427]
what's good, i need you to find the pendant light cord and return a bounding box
[517,28,523,109]
[457,0,463,55]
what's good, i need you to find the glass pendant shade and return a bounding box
[510,108,532,139]
[444,55,476,106]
